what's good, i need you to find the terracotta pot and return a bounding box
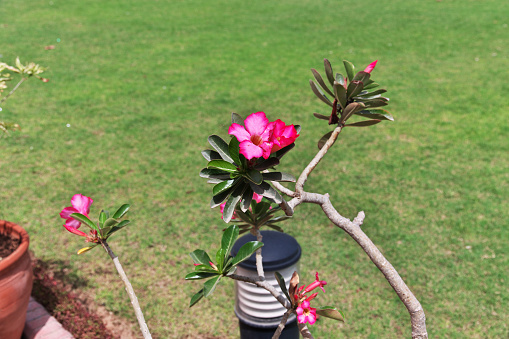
[0,220,33,339]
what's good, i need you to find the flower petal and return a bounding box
[239,140,264,160]
[297,314,307,324]
[228,123,251,142]
[60,206,78,220]
[71,194,93,215]
[64,217,81,229]
[244,112,269,136]
[64,224,87,237]
[307,312,317,325]
[363,60,378,74]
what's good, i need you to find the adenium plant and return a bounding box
[60,58,428,339]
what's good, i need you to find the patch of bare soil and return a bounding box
[0,233,21,260]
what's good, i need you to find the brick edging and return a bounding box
[23,297,74,339]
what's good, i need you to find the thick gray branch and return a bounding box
[271,309,293,339]
[298,322,315,339]
[255,230,265,279]
[101,241,152,339]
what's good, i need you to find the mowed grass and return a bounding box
[1,0,508,337]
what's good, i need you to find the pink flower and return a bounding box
[268,119,299,153]
[59,194,93,237]
[363,60,378,74]
[304,272,327,293]
[253,193,263,204]
[296,300,317,324]
[228,112,274,160]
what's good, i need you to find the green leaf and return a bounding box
[245,169,263,185]
[345,119,381,127]
[231,241,263,267]
[267,215,292,223]
[70,213,98,231]
[112,204,130,219]
[240,186,253,212]
[208,160,238,173]
[200,168,231,180]
[210,183,238,208]
[189,249,212,265]
[311,68,334,97]
[362,98,389,108]
[253,158,280,171]
[222,187,244,223]
[341,102,365,124]
[323,59,335,86]
[352,71,371,85]
[316,306,345,322]
[252,201,271,216]
[228,137,241,167]
[274,272,291,302]
[249,182,283,204]
[335,73,345,87]
[318,131,333,150]
[309,80,333,107]
[77,245,98,255]
[201,150,222,161]
[313,113,329,121]
[333,82,347,109]
[216,248,226,272]
[265,224,284,232]
[221,225,239,259]
[343,60,355,82]
[363,82,379,90]
[185,271,219,280]
[355,109,394,121]
[208,135,234,163]
[213,179,236,196]
[99,211,107,228]
[189,289,204,307]
[231,112,244,125]
[262,172,296,182]
[346,80,364,99]
[355,88,387,99]
[203,275,222,297]
[106,220,130,237]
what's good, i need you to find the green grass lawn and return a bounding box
[1,0,508,337]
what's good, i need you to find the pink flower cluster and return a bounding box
[59,194,97,241]
[228,112,299,160]
[294,272,327,325]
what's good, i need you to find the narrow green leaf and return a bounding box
[240,186,253,212]
[343,60,355,82]
[356,89,387,98]
[273,143,295,160]
[316,306,345,322]
[354,109,394,121]
[208,135,234,163]
[190,249,212,265]
[335,73,345,87]
[352,71,371,84]
[265,224,284,232]
[200,168,231,180]
[216,248,226,272]
[221,225,239,259]
[309,80,333,107]
[262,172,296,182]
[323,59,335,86]
[70,213,98,231]
[267,216,292,223]
[274,272,291,302]
[208,160,238,173]
[245,169,263,185]
[231,112,244,125]
[346,81,364,99]
[333,82,347,109]
[103,218,119,228]
[99,211,107,228]
[318,131,333,150]
[362,98,389,108]
[112,204,130,219]
[185,271,219,280]
[201,150,222,161]
[213,179,236,196]
[203,275,222,297]
[231,241,263,267]
[311,68,334,97]
[223,186,244,223]
[249,182,282,204]
[228,137,241,167]
[189,289,204,307]
[313,113,329,121]
[345,119,381,127]
[253,158,280,171]
[252,201,271,216]
[341,102,365,124]
[363,82,379,90]
[236,209,254,224]
[210,183,238,208]
[106,220,130,237]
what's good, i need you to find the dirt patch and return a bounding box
[0,233,21,260]
[31,255,138,339]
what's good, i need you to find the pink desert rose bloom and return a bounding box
[268,119,299,153]
[363,60,378,74]
[59,194,93,237]
[305,272,327,293]
[228,112,274,160]
[296,300,317,325]
[253,192,263,204]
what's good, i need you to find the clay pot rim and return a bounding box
[0,220,30,272]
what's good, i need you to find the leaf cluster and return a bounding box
[70,204,131,254]
[234,200,291,235]
[185,225,263,307]
[310,59,394,149]
[200,113,296,223]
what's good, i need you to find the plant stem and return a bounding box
[254,229,265,279]
[229,274,291,309]
[0,77,26,104]
[100,240,152,339]
[271,309,293,339]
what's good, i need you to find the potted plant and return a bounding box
[0,220,33,339]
